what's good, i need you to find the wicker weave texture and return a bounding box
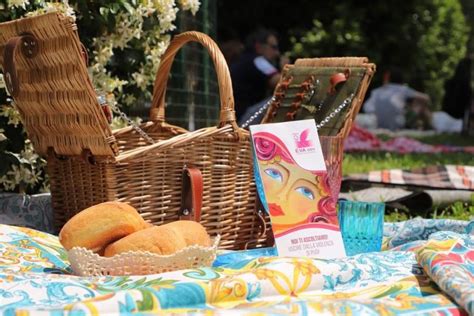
[0,13,116,157]
[299,57,375,138]
[115,128,265,250]
[48,126,266,250]
[0,13,270,250]
[262,57,376,138]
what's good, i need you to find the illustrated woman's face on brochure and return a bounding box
[261,158,327,229]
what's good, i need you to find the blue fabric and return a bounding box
[0,193,54,234]
[383,218,472,248]
[1,223,472,315]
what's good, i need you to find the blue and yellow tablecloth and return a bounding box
[0,219,473,315]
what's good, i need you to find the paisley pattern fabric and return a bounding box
[0,221,473,315]
[416,231,474,315]
[0,193,54,234]
[384,218,473,248]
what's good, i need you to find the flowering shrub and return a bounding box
[0,0,200,193]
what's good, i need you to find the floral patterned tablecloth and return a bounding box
[0,219,473,315]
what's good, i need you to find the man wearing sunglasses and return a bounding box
[230,28,285,122]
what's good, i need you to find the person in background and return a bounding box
[363,67,431,130]
[230,28,286,121]
[219,32,244,66]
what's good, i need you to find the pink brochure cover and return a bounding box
[250,119,346,259]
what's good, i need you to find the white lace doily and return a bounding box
[68,236,220,276]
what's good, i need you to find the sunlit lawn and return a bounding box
[342,133,474,221]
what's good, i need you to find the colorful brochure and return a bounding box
[250,119,346,258]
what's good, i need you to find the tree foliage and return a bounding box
[289,0,469,110]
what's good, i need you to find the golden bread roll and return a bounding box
[161,220,211,248]
[59,201,148,253]
[103,220,211,257]
[103,226,186,257]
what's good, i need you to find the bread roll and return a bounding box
[59,201,148,253]
[162,220,211,248]
[104,220,211,257]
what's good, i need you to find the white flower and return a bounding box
[92,41,114,67]
[26,1,76,21]
[20,140,40,162]
[0,174,16,191]
[132,71,149,91]
[178,0,200,15]
[6,165,23,186]
[156,36,171,56]
[0,105,22,127]
[149,0,179,33]
[7,0,28,9]
[24,165,43,185]
[123,94,137,106]
[39,181,50,193]
[158,7,178,33]
[0,74,5,90]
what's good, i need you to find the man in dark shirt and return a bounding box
[230,29,282,121]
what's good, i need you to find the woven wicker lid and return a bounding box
[0,12,116,157]
[262,57,376,138]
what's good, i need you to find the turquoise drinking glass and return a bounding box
[337,200,385,256]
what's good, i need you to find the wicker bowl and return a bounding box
[68,236,220,276]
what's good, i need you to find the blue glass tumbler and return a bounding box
[337,200,385,256]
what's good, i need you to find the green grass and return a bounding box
[432,199,474,220]
[384,199,474,222]
[411,133,474,147]
[342,133,474,222]
[375,132,474,146]
[342,152,474,176]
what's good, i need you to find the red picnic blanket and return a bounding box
[343,165,474,191]
[344,125,474,154]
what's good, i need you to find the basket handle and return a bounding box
[150,31,236,129]
[179,166,203,222]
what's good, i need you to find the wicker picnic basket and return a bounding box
[0,12,268,250]
[261,58,376,137]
